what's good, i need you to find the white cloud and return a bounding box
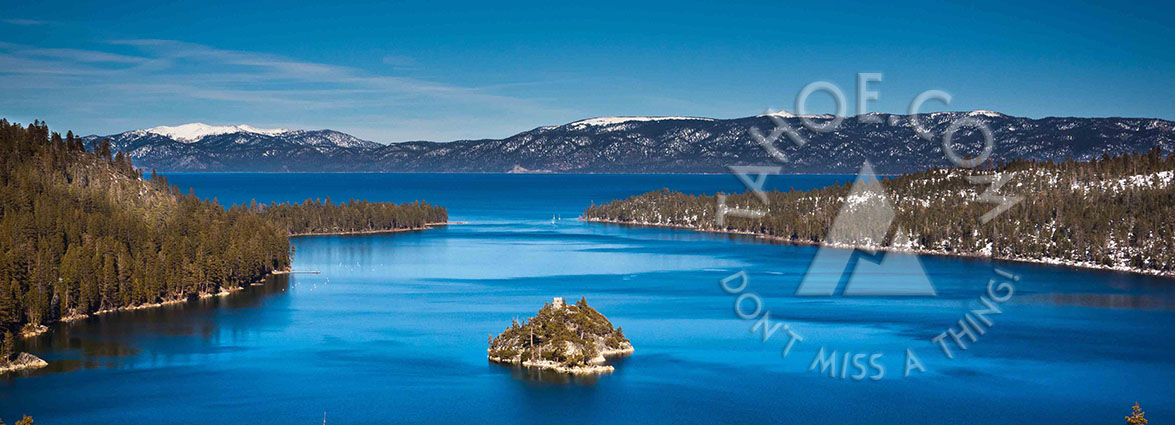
[2,19,49,26]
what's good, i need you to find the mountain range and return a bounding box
[84,113,1175,174]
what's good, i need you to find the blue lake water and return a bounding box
[2,173,1174,424]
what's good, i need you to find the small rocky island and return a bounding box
[0,352,48,374]
[1,332,48,374]
[488,297,633,374]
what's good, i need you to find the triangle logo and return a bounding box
[794,161,936,297]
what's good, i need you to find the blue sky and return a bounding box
[1,0,1172,142]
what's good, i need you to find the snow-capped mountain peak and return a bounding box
[757,109,800,118]
[967,110,1006,118]
[756,109,837,119]
[144,123,290,142]
[568,116,716,129]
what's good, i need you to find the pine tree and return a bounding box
[2,330,14,362]
[1126,402,1147,425]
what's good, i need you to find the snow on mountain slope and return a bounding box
[755,109,836,119]
[967,110,1006,118]
[567,116,716,130]
[281,129,378,148]
[145,123,290,142]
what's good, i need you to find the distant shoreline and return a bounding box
[288,222,461,237]
[580,217,1175,280]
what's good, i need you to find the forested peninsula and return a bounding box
[260,198,447,236]
[0,120,447,362]
[583,151,1175,277]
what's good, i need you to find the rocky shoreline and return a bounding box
[32,270,282,336]
[18,324,48,339]
[4,272,281,376]
[288,222,460,237]
[0,352,48,374]
[489,345,635,374]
